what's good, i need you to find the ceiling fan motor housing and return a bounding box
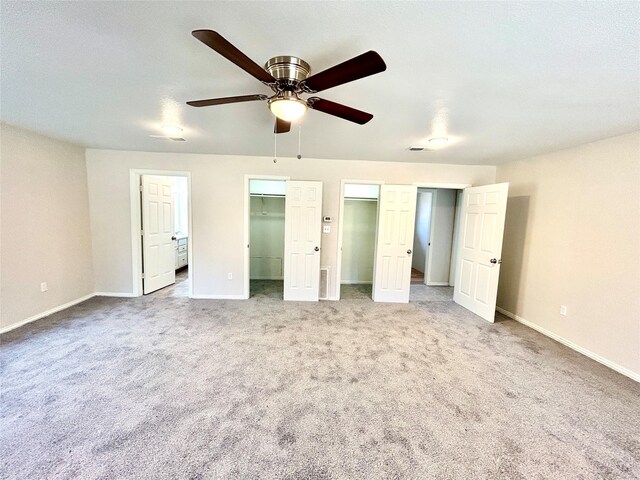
[265,56,310,90]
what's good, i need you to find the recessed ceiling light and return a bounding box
[161,125,183,136]
[428,137,449,146]
[149,135,187,142]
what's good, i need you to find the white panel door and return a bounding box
[453,183,509,322]
[284,181,323,301]
[373,184,418,303]
[142,175,176,294]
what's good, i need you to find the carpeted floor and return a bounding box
[1,279,639,479]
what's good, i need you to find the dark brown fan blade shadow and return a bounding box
[301,51,386,93]
[187,94,267,107]
[307,98,373,125]
[192,30,276,84]
[274,117,291,134]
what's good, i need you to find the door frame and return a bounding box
[413,182,470,288]
[243,174,290,299]
[129,169,192,297]
[335,179,385,301]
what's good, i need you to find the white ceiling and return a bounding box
[1,1,639,165]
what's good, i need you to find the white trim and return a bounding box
[496,307,640,383]
[130,169,193,298]
[336,179,385,301]
[95,292,137,298]
[190,294,247,300]
[0,293,96,334]
[425,281,450,286]
[340,280,373,285]
[244,174,290,300]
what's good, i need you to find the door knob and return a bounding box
[314,246,320,252]
[407,249,412,255]
[490,258,502,264]
[171,236,177,241]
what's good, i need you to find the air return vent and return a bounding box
[408,146,425,151]
[319,267,329,300]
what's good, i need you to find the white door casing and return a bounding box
[453,183,509,322]
[142,175,176,294]
[283,181,323,301]
[373,184,418,303]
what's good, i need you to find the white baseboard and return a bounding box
[190,294,247,300]
[0,293,96,335]
[426,282,450,286]
[496,306,639,383]
[340,280,373,285]
[95,292,137,298]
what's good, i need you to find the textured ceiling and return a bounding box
[1,1,639,165]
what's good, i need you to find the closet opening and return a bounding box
[248,179,286,299]
[410,188,462,302]
[339,183,380,300]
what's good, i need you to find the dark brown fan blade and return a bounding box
[274,117,291,134]
[192,30,276,84]
[301,51,386,93]
[187,94,267,107]
[307,98,373,125]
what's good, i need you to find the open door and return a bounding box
[453,183,509,322]
[283,181,323,301]
[373,184,418,303]
[141,175,176,294]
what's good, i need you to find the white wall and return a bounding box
[250,196,285,279]
[86,149,495,299]
[341,199,377,284]
[174,176,188,236]
[0,123,94,331]
[496,131,640,379]
[412,191,433,272]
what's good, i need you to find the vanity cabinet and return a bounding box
[175,236,188,269]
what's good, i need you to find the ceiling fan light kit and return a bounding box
[268,92,308,122]
[187,30,386,133]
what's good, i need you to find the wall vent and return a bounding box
[319,267,330,300]
[408,146,425,151]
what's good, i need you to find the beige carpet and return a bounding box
[1,278,639,479]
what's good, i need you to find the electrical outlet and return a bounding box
[227,273,233,280]
[40,282,48,292]
[323,225,331,234]
[559,305,567,316]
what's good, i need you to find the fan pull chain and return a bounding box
[273,130,277,163]
[297,124,302,160]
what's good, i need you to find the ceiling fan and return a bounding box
[186,30,387,133]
